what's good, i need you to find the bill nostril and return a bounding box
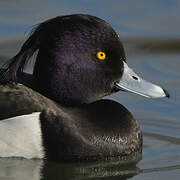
[132,76,138,80]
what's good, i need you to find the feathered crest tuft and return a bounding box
[0,29,40,84]
[0,17,58,84]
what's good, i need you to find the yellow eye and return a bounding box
[96,51,106,60]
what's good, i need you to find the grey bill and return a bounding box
[115,61,170,98]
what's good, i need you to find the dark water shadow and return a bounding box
[41,159,141,180]
[0,148,180,180]
[0,157,141,180]
[1,156,179,180]
[122,37,180,58]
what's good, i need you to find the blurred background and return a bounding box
[0,0,180,179]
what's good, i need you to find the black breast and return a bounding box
[40,99,142,161]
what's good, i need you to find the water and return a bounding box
[0,0,180,179]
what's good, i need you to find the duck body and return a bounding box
[0,84,142,161]
[0,14,168,161]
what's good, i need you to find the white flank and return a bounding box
[0,112,44,159]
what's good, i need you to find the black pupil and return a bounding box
[100,53,103,56]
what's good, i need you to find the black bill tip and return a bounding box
[163,88,170,98]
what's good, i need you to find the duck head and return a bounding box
[1,14,169,105]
